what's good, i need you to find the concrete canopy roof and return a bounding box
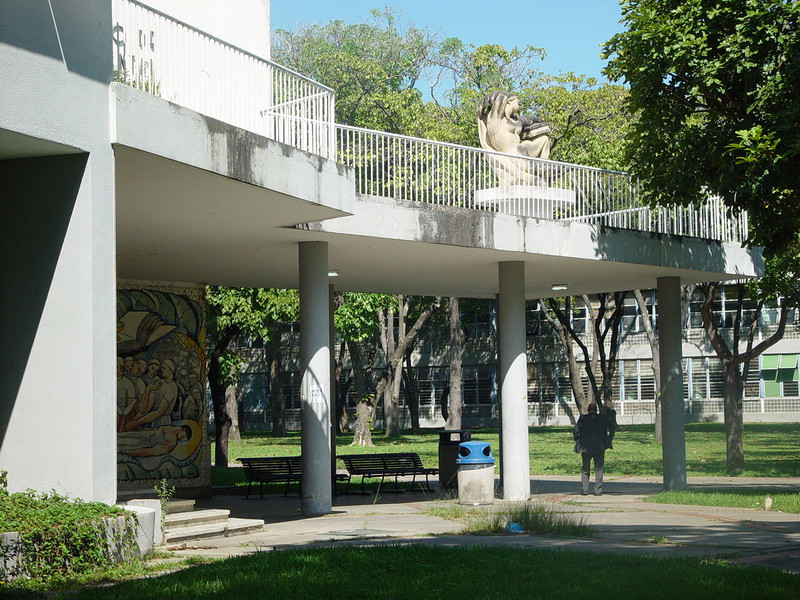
[113,87,763,299]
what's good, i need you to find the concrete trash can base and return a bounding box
[457,464,495,504]
[456,441,495,505]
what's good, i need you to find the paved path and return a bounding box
[168,475,800,574]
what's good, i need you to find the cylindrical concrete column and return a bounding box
[657,276,687,490]
[299,242,332,514]
[498,262,530,500]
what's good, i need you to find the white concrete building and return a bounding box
[1,1,761,510]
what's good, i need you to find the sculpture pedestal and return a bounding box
[474,186,576,219]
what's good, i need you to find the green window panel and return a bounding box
[761,355,779,370]
[763,381,782,398]
[779,354,798,369]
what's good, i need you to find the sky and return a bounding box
[270,0,625,82]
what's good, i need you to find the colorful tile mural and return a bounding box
[116,285,208,490]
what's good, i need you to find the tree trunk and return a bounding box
[388,357,404,435]
[446,297,463,430]
[385,298,405,437]
[723,363,745,475]
[542,299,586,416]
[266,329,287,437]
[402,349,421,432]
[337,376,352,434]
[699,282,792,476]
[227,379,241,442]
[352,397,376,446]
[209,328,236,467]
[595,292,626,410]
[634,289,662,443]
[381,306,398,436]
[335,340,351,433]
[373,297,442,426]
[349,339,377,446]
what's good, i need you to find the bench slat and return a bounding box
[237,456,302,498]
[338,452,438,493]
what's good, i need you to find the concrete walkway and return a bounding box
[168,476,800,574]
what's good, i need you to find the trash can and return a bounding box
[438,430,471,488]
[456,441,495,505]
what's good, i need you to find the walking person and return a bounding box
[573,402,615,496]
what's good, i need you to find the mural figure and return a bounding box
[116,288,205,483]
[116,356,137,425]
[119,423,195,458]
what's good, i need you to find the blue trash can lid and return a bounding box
[456,441,495,464]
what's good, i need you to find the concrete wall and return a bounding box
[141,0,270,59]
[0,1,117,503]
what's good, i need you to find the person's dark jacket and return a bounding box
[573,412,610,454]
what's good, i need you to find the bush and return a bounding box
[0,487,137,582]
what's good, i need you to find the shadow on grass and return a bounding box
[23,545,800,599]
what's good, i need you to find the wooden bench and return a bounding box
[237,456,349,498]
[237,456,302,498]
[338,452,439,494]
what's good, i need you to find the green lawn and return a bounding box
[42,546,800,599]
[212,422,800,489]
[645,489,800,513]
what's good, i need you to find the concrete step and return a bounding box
[164,517,265,543]
[166,499,196,514]
[165,508,230,529]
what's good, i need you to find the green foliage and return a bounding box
[747,235,800,306]
[334,292,396,341]
[273,9,435,134]
[603,0,800,254]
[153,479,175,526]
[0,490,136,582]
[428,41,547,145]
[205,287,298,343]
[533,74,631,171]
[205,287,298,385]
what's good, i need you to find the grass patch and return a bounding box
[27,545,800,599]
[427,501,594,537]
[212,422,800,483]
[644,489,800,513]
[1,553,218,597]
[463,502,595,537]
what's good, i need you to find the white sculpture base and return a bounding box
[474,186,576,219]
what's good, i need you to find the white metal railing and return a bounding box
[111,0,335,158]
[336,124,749,242]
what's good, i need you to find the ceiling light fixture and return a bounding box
[328,269,340,277]
[551,283,568,291]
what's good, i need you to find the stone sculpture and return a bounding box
[474,91,551,185]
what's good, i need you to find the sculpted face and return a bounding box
[506,95,520,117]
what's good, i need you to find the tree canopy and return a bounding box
[603,0,800,254]
[272,9,435,134]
